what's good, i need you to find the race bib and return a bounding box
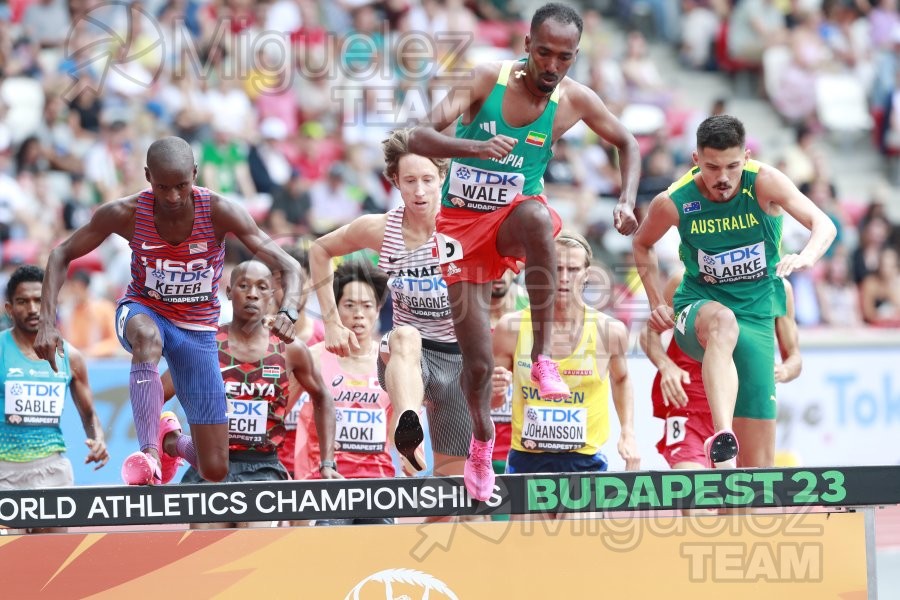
[434,233,463,265]
[665,416,689,446]
[520,405,587,452]
[490,383,513,423]
[698,242,767,285]
[447,163,525,212]
[335,407,387,453]
[227,399,268,445]
[5,380,65,426]
[388,266,451,321]
[143,266,214,304]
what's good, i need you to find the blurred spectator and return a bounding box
[676,97,727,162]
[636,142,677,207]
[469,0,525,22]
[82,119,136,204]
[345,142,390,211]
[33,93,83,174]
[726,0,787,66]
[797,179,845,257]
[288,121,342,182]
[886,82,900,154]
[621,31,673,107]
[772,11,830,125]
[851,215,892,283]
[308,162,366,235]
[14,136,48,176]
[678,0,721,70]
[248,117,293,196]
[406,0,450,36]
[343,86,395,165]
[250,68,299,136]
[266,169,312,237]
[445,0,479,40]
[579,140,621,197]
[150,1,196,74]
[0,138,30,242]
[155,69,213,143]
[61,174,93,233]
[570,9,613,83]
[20,0,71,50]
[205,67,255,138]
[545,138,587,195]
[58,270,121,358]
[544,137,593,232]
[343,4,385,74]
[815,247,863,326]
[782,125,826,187]
[201,125,257,200]
[788,269,822,327]
[586,39,629,115]
[103,16,157,100]
[860,246,900,325]
[265,0,304,34]
[867,0,900,51]
[21,172,62,247]
[294,68,342,129]
[0,24,42,78]
[821,0,874,92]
[68,88,103,136]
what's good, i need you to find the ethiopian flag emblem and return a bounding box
[525,131,547,147]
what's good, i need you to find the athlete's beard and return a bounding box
[491,285,510,299]
[536,79,557,94]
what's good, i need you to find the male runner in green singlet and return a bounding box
[632,115,836,469]
[408,2,641,500]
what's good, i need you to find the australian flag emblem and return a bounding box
[682,201,701,214]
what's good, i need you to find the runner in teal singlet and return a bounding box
[632,115,836,469]
[408,3,642,501]
[0,266,108,534]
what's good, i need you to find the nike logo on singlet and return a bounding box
[142,242,166,250]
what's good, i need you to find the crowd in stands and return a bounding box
[0,0,898,338]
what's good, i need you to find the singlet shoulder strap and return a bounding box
[497,61,514,86]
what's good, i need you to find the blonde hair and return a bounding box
[555,230,593,268]
[382,128,450,186]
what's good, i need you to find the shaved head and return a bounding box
[230,260,272,286]
[146,136,195,173]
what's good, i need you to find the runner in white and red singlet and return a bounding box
[310,129,473,499]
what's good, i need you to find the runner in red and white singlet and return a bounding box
[35,137,305,487]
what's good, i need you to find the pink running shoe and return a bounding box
[158,411,185,484]
[530,355,570,400]
[121,451,161,485]
[704,429,739,467]
[464,428,496,502]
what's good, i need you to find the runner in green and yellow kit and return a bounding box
[633,115,836,469]
[408,2,641,501]
[409,4,641,500]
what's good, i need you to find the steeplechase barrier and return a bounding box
[1,466,895,598]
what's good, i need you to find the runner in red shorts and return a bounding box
[408,3,641,500]
[642,272,802,471]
